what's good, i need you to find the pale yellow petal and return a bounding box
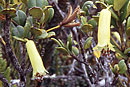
[26,40,48,78]
[93,50,101,59]
[97,9,111,47]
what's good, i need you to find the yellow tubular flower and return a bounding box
[93,9,114,57]
[98,9,111,47]
[26,40,48,79]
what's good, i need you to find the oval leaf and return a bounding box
[84,37,93,49]
[72,46,79,56]
[56,47,69,55]
[13,10,27,26]
[29,7,43,19]
[118,60,127,74]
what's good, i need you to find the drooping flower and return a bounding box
[26,39,48,80]
[93,9,114,57]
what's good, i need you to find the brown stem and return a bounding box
[118,23,125,51]
[3,15,26,86]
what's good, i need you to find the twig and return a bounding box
[20,42,26,70]
[118,22,125,51]
[3,15,26,86]
[82,63,93,86]
[52,0,65,18]
[68,59,76,74]
[43,75,82,79]
[78,31,94,79]
[25,59,32,75]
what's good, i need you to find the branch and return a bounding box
[3,15,26,86]
[43,75,82,79]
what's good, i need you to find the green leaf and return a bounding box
[47,31,55,38]
[113,0,127,11]
[113,64,119,73]
[0,8,16,18]
[112,32,121,44]
[82,1,96,15]
[67,34,72,51]
[23,23,31,37]
[72,46,79,56]
[17,25,24,37]
[0,45,11,83]
[115,52,126,60]
[81,23,93,33]
[126,1,130,17]
[111,17,117,27]
[29,7,43,19]
[13,10,27,26]
[56,47,69,55]
[36,0,44,8]
[0,58,7,72]
[58,39,65,47]
[81,16,87,25]
[38,30,48,39]
[84,37,93,50]
[105,0,114,5]
[47,8,54,22]
[51,38,63,47]
[12,25,24,38]
[23,16,33,37]
[30,27,43,35]
[118,60,127,74]
[92,16,99,23]
[13,36,26,42]
[26,16,33,25]
[120,0,129,22]
[27,0,48,9]
[110,9,119,21]
[88,18,97,28]
[126,27,130,37]
[21,0,27,4]
[44,8,54,23]
[73,40,78,45]
[127,16,130,28]
[3,67,11,82]
[27,0,36,8]
[40,13,45,23]
[43,0,48,6]
[124,48,130,54]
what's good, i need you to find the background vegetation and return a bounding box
[0,0,130,87]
